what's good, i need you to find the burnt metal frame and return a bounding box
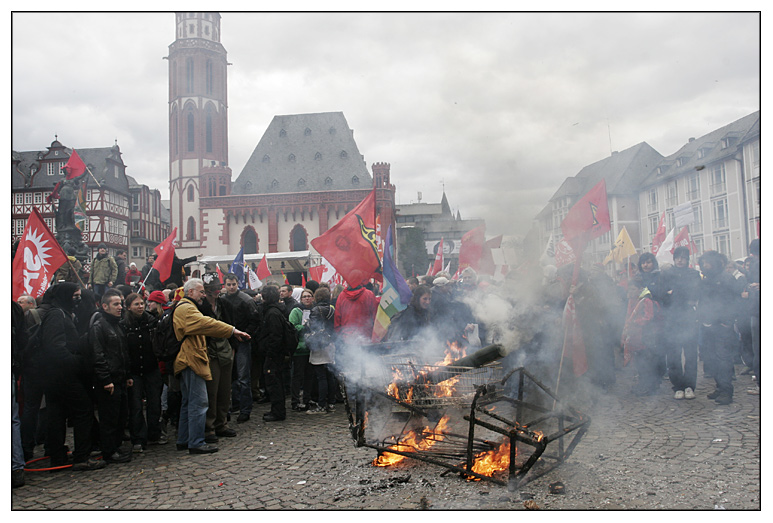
[341,353,590,489]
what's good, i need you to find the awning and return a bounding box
[192,251,320,273]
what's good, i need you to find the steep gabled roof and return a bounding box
[573,141,664,195]
[232,111,371,195]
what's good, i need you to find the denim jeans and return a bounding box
[128,368,163,445]
[231,341,252,415]
[12,375,25,471]
[178,368,209,449]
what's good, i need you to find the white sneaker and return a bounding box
[684,387,695,400]
[674,390,685,400]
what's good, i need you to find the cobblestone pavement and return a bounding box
[12,364,761,511]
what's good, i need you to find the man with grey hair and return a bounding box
[16,295,36,313]
[173,278,251,454]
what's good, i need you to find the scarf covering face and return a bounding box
[50,282,80,314]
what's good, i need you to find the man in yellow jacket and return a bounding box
[173,278,251,454]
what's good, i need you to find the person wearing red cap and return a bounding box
[146,291,169,315]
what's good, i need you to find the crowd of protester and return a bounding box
[10,239,760,489]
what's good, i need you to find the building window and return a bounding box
[686,172,700,201]
[710,164,726,196]
[288,154,296,162]
[324,177,333,187]
[14,219,25,236]
[132,247,141,258]
[132,193,140,212]
[304,128,312,136]
[298,178,306,187]
[646,188,658,214]
[692,203,704,231]
[667,210,675,232]
[206,60,213,95]
[132,220,140,234]
[242,228,258,255]
[714,234,730,256]
[186,58,194,93]
[290,224,308,251]
[666,181,678,208]
[351,175,359,186]
[314,152,322,161]
[711,198,729,230]
[340,150,348,159]
[271,179,279,188]
[754,179,760,212]
[187,112,195,151]
[25,193,33,204]
[14,193,23,205]
[45,217,55,233]
[692,236,704,257]
[751,141,760,168]
[279,129,286,137]
[187,185,195,202]
[186,216,196,240]
[47,162,62,176]
[263,155,270,163]
[206,110,213,153]
[34,192,42,204]
[648,214,660,236]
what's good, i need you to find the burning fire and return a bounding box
[471,440,511,476]
[373,416,450,467]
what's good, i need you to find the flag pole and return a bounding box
[66,258,88,289]
[83,165,102,188]
[554,253,583,409]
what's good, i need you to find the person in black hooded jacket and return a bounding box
[121,293,164,451]
[89,288,132,463]
[697,250,742,405]
[39,282,105,471]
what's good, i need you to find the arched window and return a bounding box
[186,58,194,93]
[206,109,213,153]
[314,152,322,161]
[187,112,195,151]
[243,227,258,254]
[187,185,195,202]
[290,224,308,252]
[186,216,196,240]
[171,109,178,155]
[219,185,226,196]
[206,60,213,95]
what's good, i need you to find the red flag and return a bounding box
[554,238,577,267]
[310,189,381,287]
[256,254,272,280]
[12,207,69,301]
[672,226,697,255]
[63,150,87,180]
[430,238,444,276]
[479,235,502,276]
[561,179,611,251]
[458,225,486,272]
[215,264,225,284]
[562,294,588,376]
[46,182,62,204]
[153,228,177,282]
[308,264,324,282]
[301,272,307,288]
[651,212,666,254]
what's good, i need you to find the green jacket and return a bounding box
[89,254,118,285]
[288,306,311,356]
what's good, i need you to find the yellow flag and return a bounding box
[603,226,637,265]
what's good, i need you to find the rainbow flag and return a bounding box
[372,225,412,342]
[74,177,88,231]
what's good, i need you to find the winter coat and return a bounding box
[307,300,336,365]
[89,253,118,285]
[697,272,741,327]
[89,310,131,387]
[622,294,660,366]
[199,296,237,366]
[257,303,287,362]
[120,310,159,375]
[384,304,430,342]
[161,255,197,288]
[173,297,235,380]
[333,286,377,342]
[281,296,298,319]
[38,304,88,386]
[141,262,161,291]
[54,256,83,284]
[115,259,127,288]
[659,265,700,325]
[125,268,142,286]
[222,290,260,335]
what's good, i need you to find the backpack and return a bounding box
[152,303,187,361]
[305,304,335,352]
[281,314,299,357]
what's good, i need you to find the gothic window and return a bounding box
[186,216,196,240]
[288,154,296,162]
[290,224,308,252]
[340,150,348,159]
[206,109,213,153]
[271,179,279,189]
[171,110,178,155]
[314,152,322,161]
[219,185,226,196]
[243,227,258,254]
[206,60,213,95]
[262,155,270,163]
[205,25,210,36]
[298,178,306,187]
[187,112,195,151]
[186,58,194,93]
[279,129,287,137]
[304,128,312,136]
[245,181,253,191]
[352,175,359,186]
[187,185,195,202]
[324,177,333,187]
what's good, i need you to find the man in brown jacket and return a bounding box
[173,278,250,454]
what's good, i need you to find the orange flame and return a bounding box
[373,416,450,467]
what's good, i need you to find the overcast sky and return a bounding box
[11,10,761,238]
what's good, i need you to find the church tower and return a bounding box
[167,12,231,255]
